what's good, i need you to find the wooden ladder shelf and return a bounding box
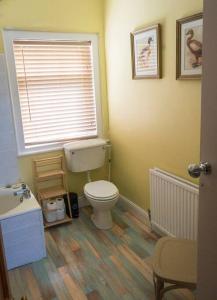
[33,155,72,228]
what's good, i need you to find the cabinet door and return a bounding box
[1,210,46,270]
[0,225,12,300]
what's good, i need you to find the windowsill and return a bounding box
[17,135,106,157]
[17,145,64,157]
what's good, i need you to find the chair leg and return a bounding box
[154,274,164,300]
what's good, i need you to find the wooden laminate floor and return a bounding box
[9,204,195,300]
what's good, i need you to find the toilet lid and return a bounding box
[84,180,119,199]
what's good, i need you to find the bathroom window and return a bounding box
[3,30,102,155]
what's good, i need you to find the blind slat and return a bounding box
[21,111,96,120]
[17,91,94,99]
[25,127,97,141]
[24,124,97,135]
[22,118,96,128]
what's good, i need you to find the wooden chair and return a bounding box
[152,236,197,299]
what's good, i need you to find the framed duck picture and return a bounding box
[176,13,203,79]
[131,24,161,79]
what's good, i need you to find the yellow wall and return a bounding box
[0,0,109,194]
[105,0,202,210]
[0,0,203,207]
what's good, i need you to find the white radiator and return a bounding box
[149,168,199,240]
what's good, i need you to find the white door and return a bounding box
[192,1,217,298]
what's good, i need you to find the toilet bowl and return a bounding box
[84,180,119,229]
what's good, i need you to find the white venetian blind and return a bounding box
[13,40,97,147]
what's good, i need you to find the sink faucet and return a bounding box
[14,183,31,199]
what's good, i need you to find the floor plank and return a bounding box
[8,204,195,300]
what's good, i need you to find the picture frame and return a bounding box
[176,13,203,79]
[131,24,161,79]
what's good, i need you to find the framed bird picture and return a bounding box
[131,24,161,79]
[176,13,203,79]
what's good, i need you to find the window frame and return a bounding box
[3,29,103,156]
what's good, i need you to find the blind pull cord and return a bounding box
[21,47,32,121]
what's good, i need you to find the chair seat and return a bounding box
[152,236,197,299]
[153,236,197,284]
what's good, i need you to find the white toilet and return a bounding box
[64,138,119,229]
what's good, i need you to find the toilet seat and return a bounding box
[84,180,119,201]
[85,192,119,202]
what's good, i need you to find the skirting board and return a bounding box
[151,221,174,237]
[78,193,149,223]
[119,195,167,236]
[78,194,89,208]
[79,193,163,236]
[119,194,149,225]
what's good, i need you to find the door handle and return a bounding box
[188,162,212,178]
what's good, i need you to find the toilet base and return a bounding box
[91,210,113,230]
